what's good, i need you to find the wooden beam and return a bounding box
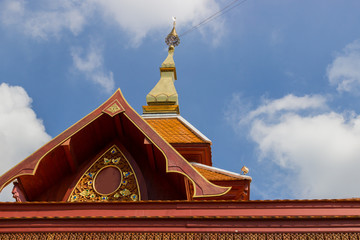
[144,137,156,171]
[61,139,77,173]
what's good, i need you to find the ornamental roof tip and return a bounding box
[165,17,180,48]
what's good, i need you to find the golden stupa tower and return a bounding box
[143,19,180,114]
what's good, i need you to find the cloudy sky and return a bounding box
[1,0,360,201]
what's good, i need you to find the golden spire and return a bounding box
[143,19,180,115]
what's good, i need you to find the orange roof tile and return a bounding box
[191,163,252,181]
[145,118,205,144]
[194,167,240,181]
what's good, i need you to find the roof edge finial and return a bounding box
[165,17,180,48]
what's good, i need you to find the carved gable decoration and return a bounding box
[103,99,125,117]
[68,145,140,202]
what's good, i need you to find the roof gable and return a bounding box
[0,89,230,201]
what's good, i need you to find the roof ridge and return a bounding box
[191,162,252,181]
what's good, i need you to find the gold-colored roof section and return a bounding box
[161,45,176,68]
[144,20,180,114]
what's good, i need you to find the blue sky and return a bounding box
[1,0,360,201]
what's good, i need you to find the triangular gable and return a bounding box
[0,89,230,200]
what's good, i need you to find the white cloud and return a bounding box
[71,44,115,93]
[0,0,223,44]
[327,39,360,94]
[0,0,89,40]
[244,94,327,123]
[0,0,25,25]
[228,94,360,199]
[0,83,51,201]
[91,0,223,45]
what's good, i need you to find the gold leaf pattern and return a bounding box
[68,145,140,202]
[107,103,121,114]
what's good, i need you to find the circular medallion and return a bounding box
[93,166,122,195]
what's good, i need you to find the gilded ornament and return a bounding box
[165,17,180,47]
[130,194,138,201]
[120,189,131,196]
[68,145,140,202]
[123,171,133,178]
[107,103,121,114]
[241,165,249,175]
[80,189,90,197]
[112,157,120,164]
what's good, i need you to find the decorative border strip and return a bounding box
[0,232,359,239]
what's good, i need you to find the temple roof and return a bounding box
[191,162,251,181]
[0,89,230,200]
[144,115,210,144]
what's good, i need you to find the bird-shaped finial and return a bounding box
[241,166,249,175]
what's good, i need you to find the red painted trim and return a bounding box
[1,200,360,217]
[2,200,360,232]
[0,200,360,232]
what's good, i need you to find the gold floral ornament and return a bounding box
[68,145,140,202]
[120,189,131,196]
[103,100,125,117]
[107,103,121,114]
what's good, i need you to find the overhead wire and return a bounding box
[179,0,249,37]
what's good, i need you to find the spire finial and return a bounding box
[143,19,180,114]
[165,17,180,47]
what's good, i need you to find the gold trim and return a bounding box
[160,67,177,80]
[142,105,179,114]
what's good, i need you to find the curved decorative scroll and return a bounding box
[68,146,140,202]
